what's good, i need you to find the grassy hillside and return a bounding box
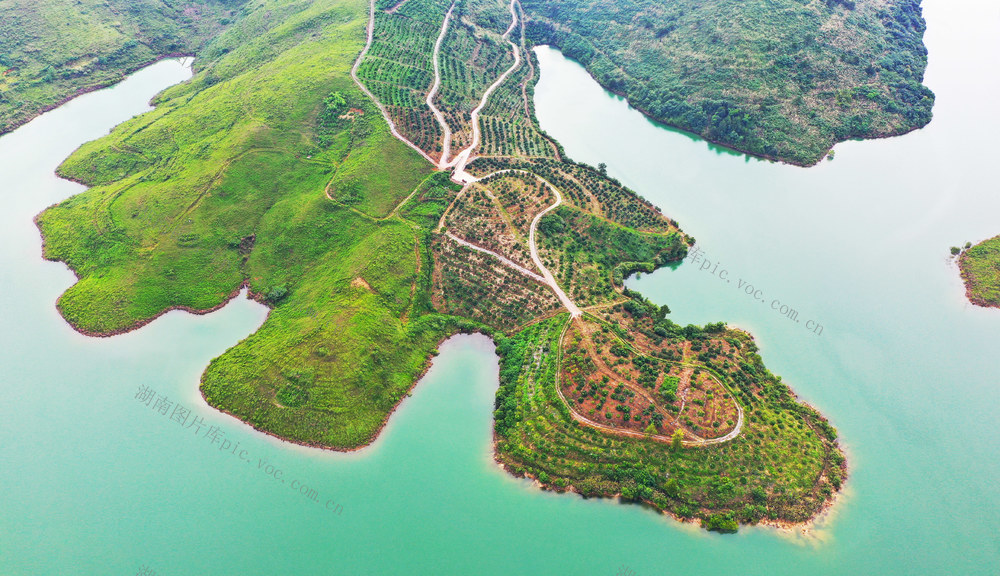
[36,0,471,449]
[522,0,934,165]
[959,236,1000,308]
[0,0,242,134]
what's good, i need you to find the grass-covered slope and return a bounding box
[522,0,934,165]
[959,236,1000,308]
[0,0,244,135]
[36,0,473,449]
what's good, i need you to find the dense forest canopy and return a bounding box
[522,0,934,165]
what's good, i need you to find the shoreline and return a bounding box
[35,196,252,340]
[494,450,846,532]
[1,53,196,139]
[957,238,1000,309]
[38,241,494,455]
[198,326,494,454]
[35,238,491,454]
[532,44,933,168]
[28,9,848,535]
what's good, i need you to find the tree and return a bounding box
[702,512,738,533]
[664,477,681,498]
[266,285,289,303]
[597,162,607,175]
[671,429,684,451]
[644,422,657,435]
[324,91,347,114]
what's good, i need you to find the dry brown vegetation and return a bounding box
[560,317,739,441]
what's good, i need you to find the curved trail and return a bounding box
[447,0,523,180]
[357,0,523,175]
[450,169,580,317]
[525,176,581,317]
[552,317,745,447]
[426,2,457,168]
[445,233,546,284]
[352,0,437,166]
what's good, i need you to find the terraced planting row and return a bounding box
[495,313,844,530]
[431,235,559,333]
[360,0,528,164]
[560,317,739,441]
[444,183,534,269]
[436,8,517,151]
[392,0,454,24]
[356,2,447,160]
[478,115,556,158]
[462,0,515,35]
[477,171,554,236]
[385,105,444,158]
[477,24,557,159]
[533,205,688,308]
[467,157,676,233]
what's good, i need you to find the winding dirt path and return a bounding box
[352,0,438,166]
[448,0,523,180]
[426,2,457,168]
[445,232,547,284]
[480,169,580,315]
[552,317,744,446]
[352,0,741,447]
[526,176,581,317]
[443,169,581,317]
[357,0,524,176]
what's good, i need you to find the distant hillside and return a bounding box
[0,0,243,134]
[523,0,935,165]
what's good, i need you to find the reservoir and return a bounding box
[1,0,998,572]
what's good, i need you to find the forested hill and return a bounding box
[522,0,934,166]
[0,0,244,135]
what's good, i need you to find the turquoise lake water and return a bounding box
[1,0,998,573]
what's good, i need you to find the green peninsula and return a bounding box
[959,236,1000,308]
[28,0,875,531]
